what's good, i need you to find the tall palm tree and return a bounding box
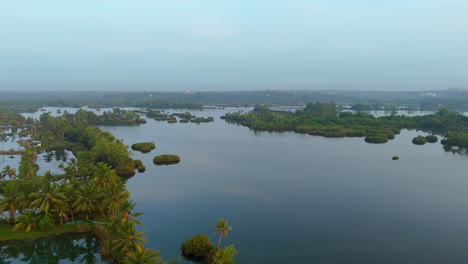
[31,184,65,214]
[123,248,162,264]
[62,180,79,221]
[214,219,232,248]
[112,222,147,255]
[0,181,20,222]
[102,181,129,216]
[113,200,143,225]
[0,165,16,180]
[73,184,99,220]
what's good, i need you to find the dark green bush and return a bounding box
[153,155,180,165]
[39,214,55,231]
[425,135,438,143]
[364,134,388,143]
[412,136,426,145]
[131,142,156,153]
[181,234,217,259]
[392,156,399,160]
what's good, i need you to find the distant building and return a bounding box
[32,141,41,147]
[185,90,197,94]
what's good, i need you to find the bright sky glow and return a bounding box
[0,0,467,91]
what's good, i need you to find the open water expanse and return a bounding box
[3,107,468,263]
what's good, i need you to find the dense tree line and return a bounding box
[222,103,468,148]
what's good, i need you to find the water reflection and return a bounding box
[0,233,106,264]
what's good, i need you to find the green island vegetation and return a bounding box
[221,103,468,151]
[141,109,214,124]
[153,155,180,165]
[131,142,156,153]
[412,136,427,145]
[426,135,438,143]
[191,117,215,123]
[392,156,399,160]
[181,219,237,264]
[0,108,192,263]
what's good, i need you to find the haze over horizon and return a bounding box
[1,0,467,91]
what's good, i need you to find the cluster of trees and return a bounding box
[181,219,237,264]
[222,103,468,148]
[0,161,164,263]
[28,111,143,176]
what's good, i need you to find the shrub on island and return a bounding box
[133,159,146,172]
[153,155,180,165]
[131,142,156,153]
[425,135,438,143]
[412,136,426,145]
[181,234,217,262]
[364,134,388,143]
[392,156,399,160]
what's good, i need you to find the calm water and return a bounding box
[6,108,468,263]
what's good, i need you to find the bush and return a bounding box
[131,142,156,153]
[364,134,388,143]
[392,156,399,160]
[212,245,238,264]
[181,234,217,259]
[39,214,55,231]
[426,135,438,143]
[412,136,426,145]
[154,155,180,165]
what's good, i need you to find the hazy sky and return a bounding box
[1,0,467,91]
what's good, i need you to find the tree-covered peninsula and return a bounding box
[221,103,468,149]
[0,108,170,263]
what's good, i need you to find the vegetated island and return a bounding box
[221,103,468,151]
[140,110,214,124]
[0,108,182,264]
[153,155,180,165]
[131,142,156,153]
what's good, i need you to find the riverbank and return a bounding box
[0,222,80,241]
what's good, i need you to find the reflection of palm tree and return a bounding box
[214,219,232,248]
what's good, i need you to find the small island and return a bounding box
[412,136,427,145]
[426,135,438,143]
[131,142,156,153]
[153,155,180,165]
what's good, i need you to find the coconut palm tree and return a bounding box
[12,210,39,232]
[112,222,147,255]
[113,199,143,225]
[123,248,162,264]
[0,165,16,180]
[102,181,129,216]
[0,181,20,222]
[73,184,99,220]
[31,184,65,214]
[214,219,232,248]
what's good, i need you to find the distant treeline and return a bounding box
[2,89,468,111]
[222,103,468,149]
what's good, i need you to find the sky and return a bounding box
[0,0,467,91]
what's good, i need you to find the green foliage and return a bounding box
[365,134,388,143]
[191,117,215,123]
[392,156,399,160]
[38,213,56,231]
[131,142,156,153]
[412,136,427,145]
[211,245,238,264]
[181,234,217,259]
[153,155,180,165]
[425,135,438,143]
